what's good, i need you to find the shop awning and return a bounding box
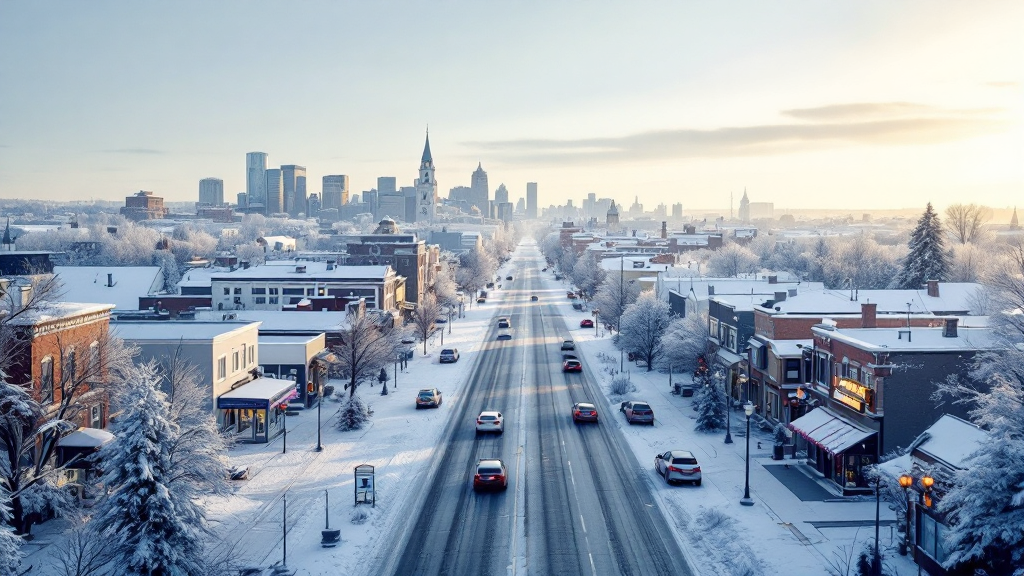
[789,407,876,455]
[715,347,743,367]
[217,377,299,410]
[58,428,115,448]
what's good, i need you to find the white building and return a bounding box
[199,177,224,205]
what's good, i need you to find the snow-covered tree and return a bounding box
[95,363,208,576]
[431,253,460,308]
[823,234,903,290]
[707,242,759,278]
[570,253,606,302]
[896,203,950,289]
[336,393,371,432]
[618,291,671,372]
[592,272,641,332]
[934,239,1024,575]
[0,485,22,575]
[657,310,713,376]
[944,203,991,245]
[947,243,991,283]
[410,293,441,355]
[456,246,497,300]
[694,371,727,432]
[330,309,404,398]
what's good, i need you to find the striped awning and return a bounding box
[789,407,876,455]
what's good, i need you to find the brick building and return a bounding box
[120,190,169,221]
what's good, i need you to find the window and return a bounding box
[917,512,950,563]
[217,356,227,380]
[709,318,720,340]
[815,353,830,386]
[233,351,240,372]
[252,287,266,295]
[223,287,230,295]
[41,357,54,404]
[90,405,102,429]
[724,326,737,352]
[269,297,279,305]
[283,288,304,295]
[64,348,76,384]
[269,287,279,295]
[233,287,242,295]
[248,345,255,365]
[255,297,266,304]
[784,359,801,383]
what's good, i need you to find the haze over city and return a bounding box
[1,1,1021,211]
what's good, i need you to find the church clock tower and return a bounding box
[416,130,437,223]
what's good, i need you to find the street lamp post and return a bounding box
[448,307,453,334]
[898,474,913,556]
[740,402,755,506]
[315,380,323,452]
[724,372,734,444]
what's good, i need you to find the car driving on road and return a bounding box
[620,400,654,425]
[655,450,702,486]
[475,411,504,434]
[497,329,512,341]
[563,358,583,372]
[580,319,594,328]
[439,348,459,363]
[560,339,575,351]
[572,402,598,423]
[415,388,442,409]
[472,458,508,491]
[497,317,511,328]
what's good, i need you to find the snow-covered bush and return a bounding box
[690,507,765,576]
[336,394,371,432]
[608,376,635,397]
[351,508,371,525]
[772,423,789,446]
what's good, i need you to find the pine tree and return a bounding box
[896,203,950,289]
[336,393,371,432]
[694,371,727,432]
[0,486,22,575]
[95,363,207,576]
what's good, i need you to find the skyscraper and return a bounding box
[281,165,307,217]
[199,177,224,205]
[322,175,349,210]
[493,183,509,219]
[265,168,284,214]
[526,182,538,218]
[246,152,268,210]
[377,176,397,196]
[471,163,489,216]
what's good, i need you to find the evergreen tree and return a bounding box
[0,485,22,575]
[336,393,371,432]
[694,371,727,432]
[896,203,950,289]
[95,363,207,576]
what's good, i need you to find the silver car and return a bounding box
[655,450,702,486]
[476,411,504,435]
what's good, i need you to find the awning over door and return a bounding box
[789,407,876,455]
[217,377,299,410]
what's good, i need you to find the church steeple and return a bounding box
[420,129,433,168]
[1012,207,1019,230]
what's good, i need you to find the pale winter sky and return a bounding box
[0,1,1021,212]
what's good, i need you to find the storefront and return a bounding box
[217,377,298,443]
[789,407,878,495]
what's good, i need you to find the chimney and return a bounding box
[788,288,798,297]
[107,273,114,287]
[241,260,250,270]
[17,284,32,309]
[861,303,877,328]
[774,291,787,303]
[708,286,715,296]
[661,222,667,239]
[768,275,778,284]
[942,318,959,338]
[926,280,939,298]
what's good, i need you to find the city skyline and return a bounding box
[0,1,1021,211]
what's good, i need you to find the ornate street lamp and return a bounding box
[740,402,755,506]
[898,474,913,555]
[724,371,734,444]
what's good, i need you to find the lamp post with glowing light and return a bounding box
[898,474,913,555]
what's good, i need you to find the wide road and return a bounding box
[382,244,693,576]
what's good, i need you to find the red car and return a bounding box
[567,292,578,299]
[563,359,583,372]
[473,459,508,491]
[580,319,594,328]
[572,402,598,423]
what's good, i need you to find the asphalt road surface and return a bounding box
[381,246,694,576]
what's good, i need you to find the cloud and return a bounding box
[471,115,1008,164]
[100,148,165,154]
[985,81,1018,88]
[781,102,935,120]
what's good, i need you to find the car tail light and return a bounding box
[476,420,483,425]
[668,466,680,473]
[494,420,501,426]
[692,466,701,473]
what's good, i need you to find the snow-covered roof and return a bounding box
[662,278,822,302]
[113,320,260,342]
[54,266,162,311]
[58,428,115,448]
[211,262,391,281]
[912,414,988,471]
[769,339,812,357]
[813,325,998,353]
[761,283,983,316]
[709,294,774,312]
[259,334,325,346]
[599,257,671,273]
[177,266,225,289]
[218,376,297,403]
[7,302,115,326]
[789,407,875,455]
[193,310,350,332]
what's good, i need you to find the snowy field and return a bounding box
[24,243,918,576]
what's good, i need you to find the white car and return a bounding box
[475,411,504,435]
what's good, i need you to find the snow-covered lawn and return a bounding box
[24,246,918,576]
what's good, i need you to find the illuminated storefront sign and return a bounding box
[833,378,869,413]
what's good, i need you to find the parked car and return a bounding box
[497,330,512,341]
[477,296,486,304]
[560,339,575,351]
[479,290,488,298]
[563,358,583,372]
[572,302,584,311]
[620,400,654,425]
[472,458,508,491]
[435,318,447,324]
[506,275,513,281]
[416,388,443,409]
[572,402,598,423]
[567,292,578,299]
[542,267,548,272]
[486,282,495,289]
[655,450,702,486]
[580,319,594,328]
[439,348,460,363]
[497,317,511,328]
[531,295,539,301]
[554,274,563,280]
[475,411,504,434]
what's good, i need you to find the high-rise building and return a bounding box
[322,175,349,210]
[306,193,321,217]
[492,183,509,219]
[246,152,268,210]
[471,163,489,216]
[281,165,307,217]
[672,203,683,218]
[265,168,284,214]
[526,182,538,218]
[237,192,248,208]
[363,190,378,217]
[377,176,397,196]
[199,177,224,205]
[415,131,437,223]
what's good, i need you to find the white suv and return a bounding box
[475,411,504,435]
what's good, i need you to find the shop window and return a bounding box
[255,297,266,304]
[917,513,950,564]
[252,287,266,295]
[41,357,54,404]
[217,356,227,380]
[306,288,314,296]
